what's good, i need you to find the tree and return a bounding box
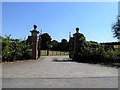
[61,39,68,51]
[58,39,69,51]
[41,33,52,50]
[112,17,120,40]
[50,40,58,51]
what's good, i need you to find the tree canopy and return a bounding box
[41,33,52,50]
[112,17,120,41]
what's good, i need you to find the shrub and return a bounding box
[2,36,32,62]
[74,41,120,65]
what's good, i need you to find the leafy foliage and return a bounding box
[112,17,120,40]
[2,36,32,62]
[58,39,69,51]
[41,33,52,50]
[50,40,59,51]
[69,30,120,65]
[50,39,69,51]
[73,40,120,65]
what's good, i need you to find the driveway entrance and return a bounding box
[2,56,118,88]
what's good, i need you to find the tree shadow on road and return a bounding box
[52,59,74,62]
[52,57,120,68]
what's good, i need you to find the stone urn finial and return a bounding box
[33,25,37,30]
[76,27,79,33]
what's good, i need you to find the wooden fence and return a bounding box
[41,50,69,56]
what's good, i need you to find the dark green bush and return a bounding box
[2,36,32,62]
[74,41,120,65]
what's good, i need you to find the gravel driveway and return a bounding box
[2,56,119,88]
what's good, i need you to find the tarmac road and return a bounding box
[2,56,119,88]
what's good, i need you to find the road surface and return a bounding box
[2,56,119,88]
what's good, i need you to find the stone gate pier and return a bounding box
[69,27,85,59]
[27,25,39,60]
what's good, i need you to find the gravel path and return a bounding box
[2,56,119,88]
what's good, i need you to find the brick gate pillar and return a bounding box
[73,27,81,55]
[30,25,39,60]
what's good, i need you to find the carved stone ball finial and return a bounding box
[76,27,79,33]
[33,25,37,30]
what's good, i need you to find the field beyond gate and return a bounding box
[41,50,69,56]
